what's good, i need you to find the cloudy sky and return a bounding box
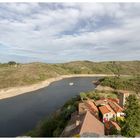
[0,3,140,63]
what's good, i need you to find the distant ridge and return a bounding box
[0,60,139,89]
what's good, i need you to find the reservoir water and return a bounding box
[0,77,99,137]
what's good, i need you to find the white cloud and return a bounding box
[0,3,140,63]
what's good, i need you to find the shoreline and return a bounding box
[0,74,115,100]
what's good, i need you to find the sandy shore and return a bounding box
[0,74,115,100]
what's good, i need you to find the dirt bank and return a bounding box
[0,74,114,100]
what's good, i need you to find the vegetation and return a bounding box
[26,89,117,137]
[0,62,69,89]
[99,76,140,94]
[0,60,139,89]
[26,96,80,137]
[8,61,17,65]
[80,92,87,100]
[60,60,140,75]
[110,127,121,135]
[131,75,140,94]
[83,90,118,100]
[107,61,121,78]
[121,95,140,137]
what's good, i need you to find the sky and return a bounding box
[0,3,140,63]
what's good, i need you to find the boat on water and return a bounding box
[69,82,74,86]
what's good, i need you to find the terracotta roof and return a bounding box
[105,105,116,115]
[85,100,98,112]
[79,101,99,119]
[99,105,111,115]
[99,104,116,115]
[108,101,123,113]
[80,111,104,136]
[107,98,119,104]
[61,111,104,137]
[95,98,119,106]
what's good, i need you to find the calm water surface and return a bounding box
[0,77,99,137]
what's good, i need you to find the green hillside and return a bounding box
[0,60,139,89]
[59,60,140,75]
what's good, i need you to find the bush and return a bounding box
[38,116,58,137]
[86,92,100,100]
[121,95,140,137]
[80,92,87,100]
[26,96,79,137]
[100,76,140,93]
[8,61,17,65]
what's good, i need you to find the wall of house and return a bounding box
[119,93,124,108]
[119,92,129,108]
[103,112,114,122]
[117,112,125,117]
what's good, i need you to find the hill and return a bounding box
[0,60,139,89]
[59,60,140,75]
[99,76,140,94]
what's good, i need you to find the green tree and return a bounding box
[80,92,87,101]
[110,127,120,135]
[61,105,76,120]
[8,61,16,65]
[121,95,140,137]
[87,92,100,100]
[29,116,58,137]
[132,75,140,95]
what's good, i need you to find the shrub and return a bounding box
[8,61,17,65]
[80,92,87,100]
[26,96,79,137]
[121,95,140,137]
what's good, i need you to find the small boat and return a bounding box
[69,82,74,86]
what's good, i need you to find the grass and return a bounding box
[83,90,118,100]
[0,60,140,89]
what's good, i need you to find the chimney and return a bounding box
[76,120,80,126]
[104,99,107,104]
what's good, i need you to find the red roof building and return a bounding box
[108,101,124,117]
[79,99,99,118]
[61,111,104,137]
[99,105,116,123]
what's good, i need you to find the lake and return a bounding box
[0,77,99,137]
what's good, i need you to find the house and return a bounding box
[61,110,104,137]
[62,97,124,137]
[118,90,129,108]
[99,105,116,123]
[95,98,119,106]
[108,101,124,117]
[96,97,124,121]
[105,121,121,135]
[108,98,119,104]
[79,99,99,118]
